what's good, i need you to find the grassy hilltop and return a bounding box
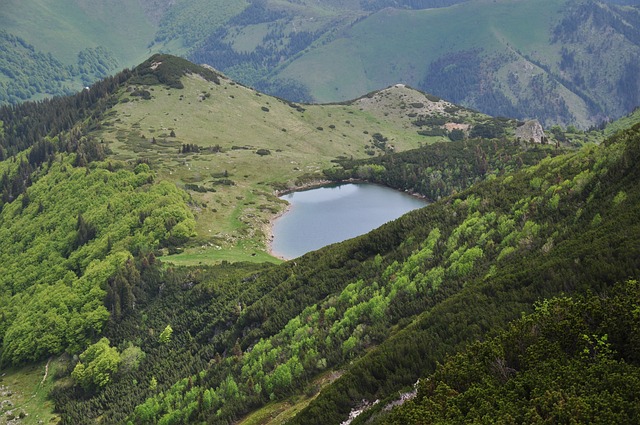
[98,55,504,264]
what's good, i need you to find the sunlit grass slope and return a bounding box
[97,57,489,263]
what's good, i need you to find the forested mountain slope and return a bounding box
[287,121,640,425]
[0,55,638,424]
[0,67,198,366]
[381,280,640,423]
[53,118,640,423]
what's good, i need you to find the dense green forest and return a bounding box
[0,54,638,424]
[0,30,120,104]
[49,122,640,423]
[0,157,195,364]
[289,122,640,425]
[380,280,640,423]
[0,55,228,367]
[324,136,566,201]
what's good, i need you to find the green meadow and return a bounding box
[100,73,481,263]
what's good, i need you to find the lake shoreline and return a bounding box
[268,178,338,261]
[265,203,292,261]
[273,179,334,197]
[275,178,431,201]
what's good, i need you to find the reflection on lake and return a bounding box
[271,183,428,259]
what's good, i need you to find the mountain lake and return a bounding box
[270,183,429,259]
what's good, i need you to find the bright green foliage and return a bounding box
[355,164,386,179]
[613,190,628,206]
[120,343,146,374]
[72,338,122,390]
[0,156,195,364]
[448,246,483,278]
[159,325,173,344]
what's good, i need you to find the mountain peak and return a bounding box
[346,83,481,128]
[131,54,223,89]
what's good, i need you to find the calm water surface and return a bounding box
[271,183,428,259]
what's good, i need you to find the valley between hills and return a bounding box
[98,55,505,264]
[0,53,638,425]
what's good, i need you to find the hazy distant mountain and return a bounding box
[1,0,638,127]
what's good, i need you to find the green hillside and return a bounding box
[98,55,519,264]
[55,102,640,424]
[0,0,160,102]
[184,0,640,128]
[272,0,640,128]
[284,120,640,425]
[0,56,639,424]
[2,0,639,129]
[381,280,640,424]
[0,0,156,65]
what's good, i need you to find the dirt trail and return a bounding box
[41,358,51,385]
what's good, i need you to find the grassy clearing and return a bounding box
[161,246,282,266]
[229,23,272,53]
[99,74,464,264]
[237,399,309,425]
[0,358,61,424]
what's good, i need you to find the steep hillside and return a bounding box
[0,0,160,102]
[286,122,640,425]
[0,30,121,103]
[381,280,640,423]
[0,55,638,424]
[0,0,157,65]
[272,0,640,128]
[50,115,640,425]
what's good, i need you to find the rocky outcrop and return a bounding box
[516,120,546,144]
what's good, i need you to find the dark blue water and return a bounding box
[271,183,428,259]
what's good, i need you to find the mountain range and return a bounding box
[1,0,639,128]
